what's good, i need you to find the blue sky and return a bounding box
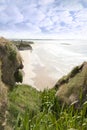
[0,0,87,39]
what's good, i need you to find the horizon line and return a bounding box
[9,38,87,41]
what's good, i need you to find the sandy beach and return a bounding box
[20,50,36,88]
[20,40,87,91]
[20,48,56,91]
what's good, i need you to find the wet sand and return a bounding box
[33,65,56,91]
[20,49,57,91]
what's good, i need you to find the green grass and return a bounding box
[55,63,87,104]
[6,85,87,130]
[7,84,41,127]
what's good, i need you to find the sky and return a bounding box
[0,0,87,39]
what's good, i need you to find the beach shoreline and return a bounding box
[20,40,87,91]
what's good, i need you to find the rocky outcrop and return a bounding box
[12,40,33,50]
[0,37,23,86]
[55,62,87,106]
[0,37,23,129]
[0,61,8,130]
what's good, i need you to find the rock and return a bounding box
[55,62,87,106]
[12,40,33,50]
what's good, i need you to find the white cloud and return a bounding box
[39,0,55,5]
[0,0,87,38]
[75,9,87,22]
[59,11,73,24]
[0,4,6,12]
[0,12,9,24]
[26,22,41,33]
[40,17,53,28]
[55,0,83,10]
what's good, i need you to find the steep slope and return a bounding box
[0,37,23,129]
[0,61,8,129]
[0,37,23,86]
[55,62,87,105]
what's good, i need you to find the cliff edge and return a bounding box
[0,37,23,86]
[0,37,23,129]
[55,62,87,106]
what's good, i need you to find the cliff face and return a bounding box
[55,62,87,105]
[0,61,8,129]
[0,37,23,86]
[0,37,23,129]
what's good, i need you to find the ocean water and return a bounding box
[20,39,87,90]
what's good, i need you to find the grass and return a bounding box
[6,85,87,130]
[55,63,87,104]
[0,61,8,129]
[7,84,41,127]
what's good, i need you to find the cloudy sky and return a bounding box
[0,0,87,39]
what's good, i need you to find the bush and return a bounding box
[70,66,79,77]
[14,70,23,83]
[6,44,17,62]
[8,49,16,62]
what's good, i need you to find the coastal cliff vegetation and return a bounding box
[55,62,87,106]
[0,37,23,129]
[0,37,87,130]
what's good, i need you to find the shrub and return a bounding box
[70,66,79,77]
[6,44,17,62]
[14,70,23,83]
[8,48,16,62]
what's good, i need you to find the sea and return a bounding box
[20,39,87,90]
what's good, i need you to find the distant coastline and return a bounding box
[60,43,71,45]
[12,40,33,50]
[9,38,87,41]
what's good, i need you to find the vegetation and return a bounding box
[4,41,17,62]
[0,37,87,130]
[7,85,41,128]
[0,37,23,86]
[14,70,23,83]
[8,48,16,62]
[6,85,87,130]
[69,66,79,78]
[55,62,87,105]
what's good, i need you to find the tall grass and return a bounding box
[13,89,87,130]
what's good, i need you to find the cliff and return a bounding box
[55,62,87,106]
[0,37,23,129]
[0,37,23,86]
[0,61,8,129]
[0,37,87,129]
